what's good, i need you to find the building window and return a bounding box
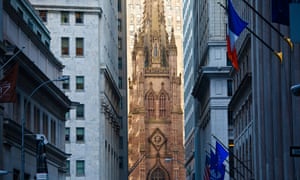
[118,38,122,49]
[118,77,122,88]
[61,11,69,24]
[159,93,167,118]
[76,160,85,176]
[61,37,69,56]
[75,12,84,24]
[34,106,40,133]
[42,113,48,138]
[39,10,47,22]
[118,57,122,69]
[50,120,56,145]
[150,168,166,180]
[65,127,70,142]
[118,19,122,31]
[66,160,70,176]
[76,127,84,142]
[62,75,70,90]
[76,38,84,56]
[147,92,155,119]
[76,76,84,90]
[118,0,122,12]
[76,104,84,118]
[227,80,233,96]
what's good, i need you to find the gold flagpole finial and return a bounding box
[284,37,293,51]
[274,51,283,63]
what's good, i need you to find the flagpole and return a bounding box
[240,0,293,50]
[218,2,283,62]
[211,135,253,175]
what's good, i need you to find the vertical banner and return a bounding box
[290,3,300,43]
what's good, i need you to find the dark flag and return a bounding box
[0,63,18,102]
[272,0,291,25]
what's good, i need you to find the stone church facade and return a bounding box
[128,0,185,179]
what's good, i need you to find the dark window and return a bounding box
[118,0,122,12]
[76,76,84,90]
[118,19,122,31]
[76,128,84,142]
[227,80,233,96]
[147,93,155,119]
[159,93,167,118]
[118,77,122,88]
[118,57,122,69]
[61,37,69,55]
[76,104,84,118]
[61,11,69,23]
[62,75,70,90]
[65,127,70,142]
[76,160,85,176]
[66,160,70,176]
[75,12,84,24]
[118,38,122,49]
[76,38,84,56]
[39,10,47,22]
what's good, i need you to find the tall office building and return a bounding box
[228,0,300,179]
[127,0,185,179]
[30,1,127,179]
[191,0,231,179]
[186,0,300,179]
[182,0,198,179]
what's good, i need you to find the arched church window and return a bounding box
[150,168,165,180]
[159,93,167,118]
[147,93,155,118]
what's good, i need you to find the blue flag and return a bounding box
[210,150,225,180]
[216,141,229,165]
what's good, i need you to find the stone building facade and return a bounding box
[128,0,185,180]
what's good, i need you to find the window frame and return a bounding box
[76,160,85,176]
[75,12,84,24]
[76,127,85,142]
[39,10,47,22]
[76,104,84,119]
[61,11,69,24]
[75,38,84,56]
[61,37,70,56]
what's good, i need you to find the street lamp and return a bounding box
[20,76,69,180]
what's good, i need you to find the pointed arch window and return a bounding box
[150,168,165,180]
[159,93,167,118]
[147,93,155,118]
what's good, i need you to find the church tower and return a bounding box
[128,0,185,179]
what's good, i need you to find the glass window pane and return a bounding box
[61,37,69,55]
[76,38,84,56]
[76,104,84,118]
[76,76,84,90]
[61,11,69,23]
[75,12,84,24]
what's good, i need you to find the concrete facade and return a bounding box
[29,0,125,179]
[191,0,231,179]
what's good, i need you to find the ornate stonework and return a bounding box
[128,0,184,179]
